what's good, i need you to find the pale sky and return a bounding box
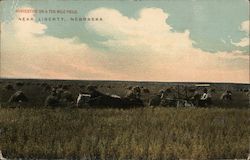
[0,0,249,83]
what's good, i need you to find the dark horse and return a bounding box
[88,95,144,108]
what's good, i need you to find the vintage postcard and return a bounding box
[0,0,249,159]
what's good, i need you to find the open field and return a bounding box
[0,79,249,159]
[0,107,249,159]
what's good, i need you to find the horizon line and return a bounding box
[0,76,249,85]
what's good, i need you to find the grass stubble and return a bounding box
[0,107,249,159]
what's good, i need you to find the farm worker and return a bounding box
[221,90,232,101]
[227,90,232,100]
[200,88,212,106]
[201,88,208,100]
[126,86,141,99]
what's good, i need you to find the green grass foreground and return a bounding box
[0,107,249,159]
